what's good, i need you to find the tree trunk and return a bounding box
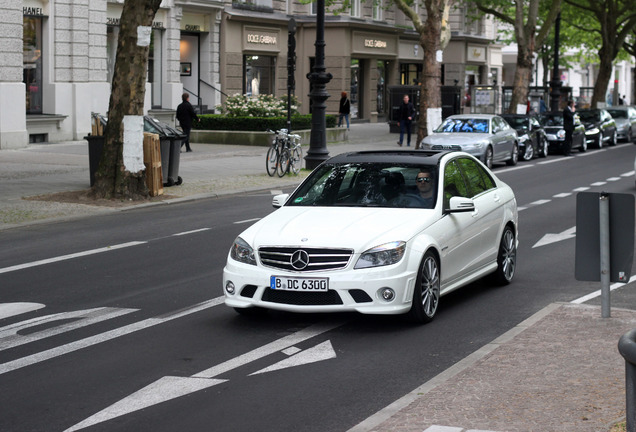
[591,46,614,108]
[507,46,534,113]
[92,0,162,200]
[416,0,443,147]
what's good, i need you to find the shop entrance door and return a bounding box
[351,59,362,119]
[376,60,388,121]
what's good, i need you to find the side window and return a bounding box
[457,157,496,197]
[443,160,470,208]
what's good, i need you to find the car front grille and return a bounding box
[258,247,353,272]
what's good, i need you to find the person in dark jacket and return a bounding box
[562,99,575,156]
[338,91,351,130]
[176,93,198,152]
[398,94,416,147]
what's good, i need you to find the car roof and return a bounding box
[323,150,455,166]
[447,114,498,119]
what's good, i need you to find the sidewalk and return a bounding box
[1,122,634,431]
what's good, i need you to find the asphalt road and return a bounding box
[1,142,635,431]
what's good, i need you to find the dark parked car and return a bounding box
[501,114,548,160]
[606,106,636,142]
[539,112,587,154]
[577,108,617,148]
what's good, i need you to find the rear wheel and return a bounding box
[277,148,291,177]
[579,136,587,152]
[266,146,279,177]
[483,146,494,169]
[407,251,440,324]
[290,146,303,175]
[506,143,519,166]
[490,226,516,285]
[609,131,617,146]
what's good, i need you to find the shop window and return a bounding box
[23,16,43,114]
[400,63,422,85]
[106,26,119,84]
[244,55,276,96]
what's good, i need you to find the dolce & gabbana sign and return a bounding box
[243,27,280,52]
[364,39,387,49]
[352,32,397,56]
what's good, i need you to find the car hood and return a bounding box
[542,126,562,133]
[582,121,599,130]
[423,133,489,145]
[239,207,438,251]
[613,118,629,128]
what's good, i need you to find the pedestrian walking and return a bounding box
[397,94,416,147]
[176,93,199,152]
[338,91,351,130]
[562,99,575,156]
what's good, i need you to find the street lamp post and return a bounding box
[549,12,562,113]
[305,0,333,170]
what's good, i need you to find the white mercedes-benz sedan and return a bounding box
[223,150,518,324]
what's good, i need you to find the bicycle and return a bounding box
[265,129,303,177]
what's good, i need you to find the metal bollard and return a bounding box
[618,328,636,432]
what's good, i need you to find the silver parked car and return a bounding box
[421,114,519,169]
[606,106,636,143]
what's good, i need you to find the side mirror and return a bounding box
[447,196,475,213]
[272,194,290,209]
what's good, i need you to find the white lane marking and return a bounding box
[591,181,606,187]
[492,164,532,174]
[537,157,572,165]
[0,298,224,376]
[234,218,261,224]
[0,303,45,320]
[571,275,636,304]
[0,307,137,351]
[0,241,147,275]
[528,199,551,207]
[271,190,283,195]
[532,226,576,248]
[573,187,590,192]
[553,192,572,198]
[250,340,337,375]
[621,171,635,177]
[607,177,621,182]
[65,320,344,431]
[517,206,528,212]
[173,228,211,236]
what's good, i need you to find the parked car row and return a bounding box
[420,107,636,168]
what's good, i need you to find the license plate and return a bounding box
[270,276,329,291]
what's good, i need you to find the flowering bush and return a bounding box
[216,94,299,117]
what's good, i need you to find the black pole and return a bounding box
[549,12,562,112]
[305,0,333,170]
[287,18,296,133]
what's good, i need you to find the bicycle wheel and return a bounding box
[277,148,291,177]
[290,146,303,175]
[265,145,279,177]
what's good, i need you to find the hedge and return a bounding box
[192,114,337,131]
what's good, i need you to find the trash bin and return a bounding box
[143,116,186,187]
[85,134,104,187]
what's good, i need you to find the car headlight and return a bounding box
[230,236,257,265]
[557,130,565,139]
[586,127,600,135]
[473,140,486,149]
[355,241,406,269]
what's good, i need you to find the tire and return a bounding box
[290,146,303,175]
[506,143,519,166]
[490,226,516,285]
[538,137,549,158]
[406,251,440,324]
[483,146,494,169]
[277,148,291,177]
[578,136,587,152]
[521,142,534,161]
[266,146,279,177]
[596,135,603,149]
[609,131,617,146]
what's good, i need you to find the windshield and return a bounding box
[502,117,527,130]
[287,163,438,209]
[435,118,489,133]
[607,110,627,119]
[540,114,563,126]
[578,111,600,122]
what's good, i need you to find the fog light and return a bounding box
[379,288,395,302]
[225,281,235,295]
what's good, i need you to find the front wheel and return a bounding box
[521,142,534,161]
[538,136,549,158]
[579,136,587,153]
[483,146,494,169]
[277,148,291,177]
[609,131,617,146]
[490,226,516,285]
[290,146,303,175]
[266,146,279,177]
[407,251,440,324]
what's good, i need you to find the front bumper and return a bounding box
[223,260,418,315]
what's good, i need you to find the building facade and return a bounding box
[2,0,501,149]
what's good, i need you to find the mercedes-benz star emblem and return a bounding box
[290,250,310,270]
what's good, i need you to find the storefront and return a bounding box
[23,4,45,115]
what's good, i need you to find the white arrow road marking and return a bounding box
[250,340,337,375]
[0,307,137,351]
[0,298,224,376]
[532,226,576,248]
[0,302,45,320]
[65,320,345,431]
[64,376,227,432]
